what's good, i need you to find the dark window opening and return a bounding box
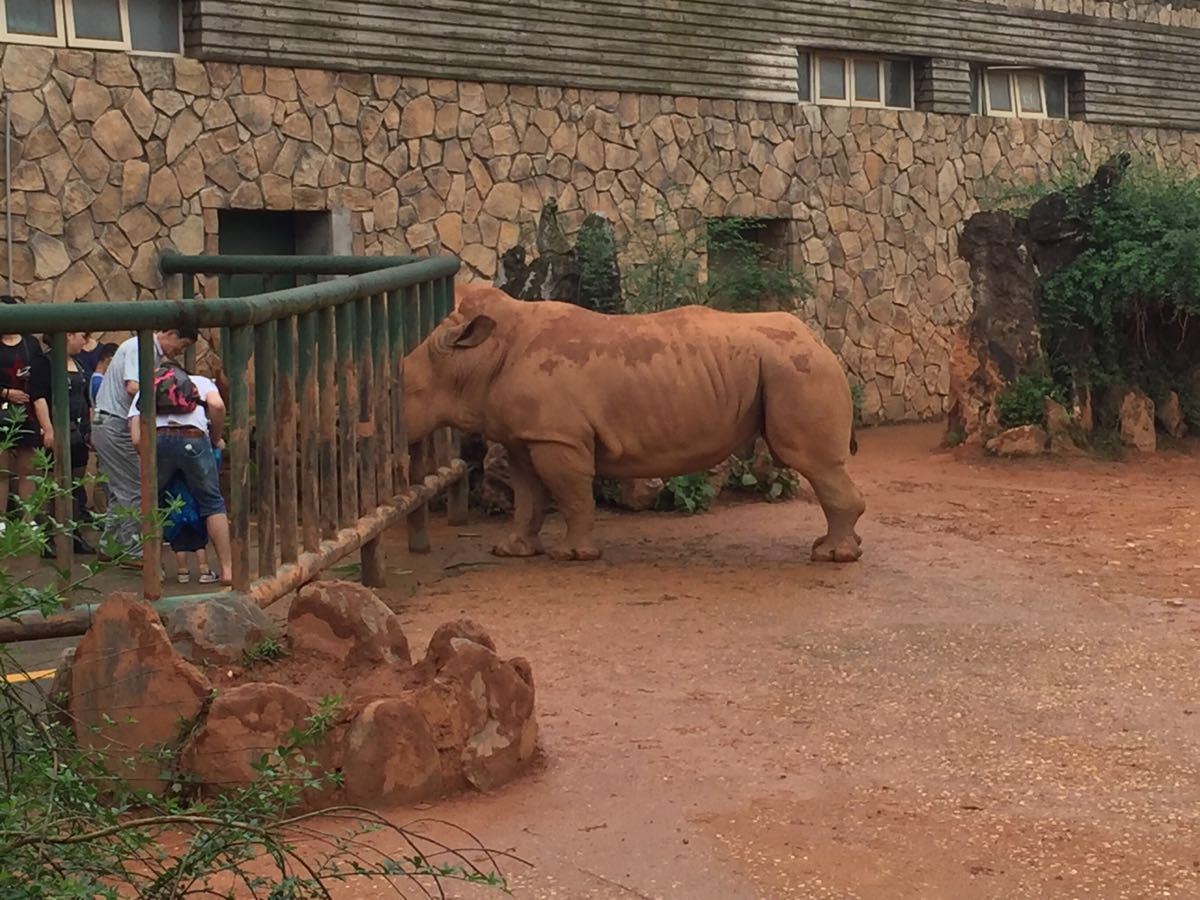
[705,218,800,313]
[216,210,331,297]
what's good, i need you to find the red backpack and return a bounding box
[152,361,202,415]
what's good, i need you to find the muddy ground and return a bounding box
[15,423,1200,898]
[350,423,1200,900]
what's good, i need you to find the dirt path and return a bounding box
[349,423,1200,899]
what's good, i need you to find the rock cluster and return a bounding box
[57,584,537,806]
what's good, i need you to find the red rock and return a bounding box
[342,699,442,804]
[1157,391,1187,439]
[181,683,313,789]
[69,593,212,795]
[289,581,411,664]
[436,640,537,792]
[616,478,664,512]
[1119,389,1156,452]
[985,425,1048,457]
[424,619,496,670]
[166,595,279,666]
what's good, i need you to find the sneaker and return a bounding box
[198,570,220,585]
[177,572,192,584]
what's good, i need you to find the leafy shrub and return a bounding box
[616,194,810,314]
[850,382,865,427]
[727,457,801,503]
[1040,162,1200,392]
[995,373,1062,428]
[657,473,716,514]
[705,218,810,312]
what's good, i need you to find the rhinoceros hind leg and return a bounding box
[804,462,866,563]
[528,442,602,563]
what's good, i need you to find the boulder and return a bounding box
[616,478,665,512]
[166,595,279,666]
[1045,398,1087,455]
[986,425,1048,457]
[946,212,1042,445]
[436,639,538,792]
[1119,389,1156,452]
[1157,391,1187,439]
[424,619,497,670]
[341,698,443,805]
[69,593,212,794]
[288,581,411,665]
[181,683,314,789]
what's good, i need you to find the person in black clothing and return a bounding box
[30,330,95,554]
[0,295,44,517]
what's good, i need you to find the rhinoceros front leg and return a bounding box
[492,445,549,558]
[528,442,602,562]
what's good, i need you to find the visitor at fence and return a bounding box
[29,331,96,556]
[92,328,198,563]
[129,360,233,586]
[0,295,44,520]
[88,342,119,409]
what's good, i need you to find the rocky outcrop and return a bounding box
[1157,391,1188,439]
[62,587,538,806]
[69,593,212,795]
[1118,389,1157,452]
[166,595,279,666]
[288,581,411,665]
[946,212,1042,446]
[986,425,1048,458]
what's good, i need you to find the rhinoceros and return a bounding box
[403,284,865,563]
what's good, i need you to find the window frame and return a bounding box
[0,0,182,55]
[0,0,66,46]
[808,51,915,111]
[979,66,1069,120]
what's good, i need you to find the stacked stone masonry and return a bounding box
[1,45,1199,422]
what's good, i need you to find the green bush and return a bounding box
[1041,162,1200,392]
[705,218,810,312]
[657,473,716,515]
[995,373,1063,429]
[727,457,801,503]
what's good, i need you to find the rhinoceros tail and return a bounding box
[850,427,859,456]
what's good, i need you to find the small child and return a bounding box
[89,343,119,412]
[163,447,223,584]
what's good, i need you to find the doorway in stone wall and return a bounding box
[704,217,797,311]
[216,210,333,297]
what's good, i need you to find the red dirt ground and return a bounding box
[317,423,1200,899]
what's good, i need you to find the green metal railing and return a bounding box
[0,254,467,642]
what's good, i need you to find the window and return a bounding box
[973,66,1069,119]
[798,51,914,110]
[0,0,180,53]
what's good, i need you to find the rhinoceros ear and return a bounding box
[449,314,496,349]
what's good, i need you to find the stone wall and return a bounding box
[2,44,1199,421]
[988,0,1200,26]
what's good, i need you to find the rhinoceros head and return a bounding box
[402,305,498,444]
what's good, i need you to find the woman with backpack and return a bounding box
[29,330,96,555]
[128,359,233,586]
[0,295,45,520]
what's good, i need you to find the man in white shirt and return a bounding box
[128,369,233,585]
[92,327,197,560]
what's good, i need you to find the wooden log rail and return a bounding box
[0,254,466,643]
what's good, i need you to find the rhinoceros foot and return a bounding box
[811,534,863,564]
[492,535,545,558]
[547,544,603,563]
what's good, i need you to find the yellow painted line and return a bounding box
[4,668,55,684]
